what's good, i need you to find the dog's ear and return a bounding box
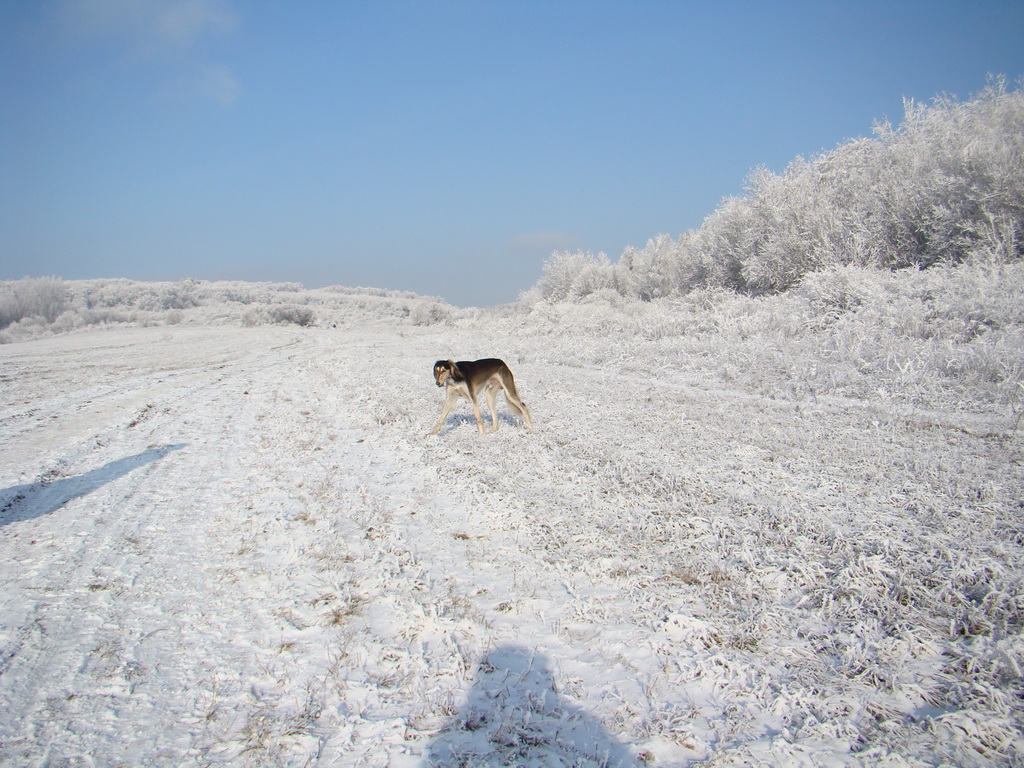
[445,360,463,381]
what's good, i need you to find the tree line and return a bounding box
[535,76,1024,302]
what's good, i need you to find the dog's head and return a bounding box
[433,360,456,387]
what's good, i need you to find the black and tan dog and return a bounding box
[430,359,534,435]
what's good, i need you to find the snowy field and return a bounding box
[1,310,1022,766]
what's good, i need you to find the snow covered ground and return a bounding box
[1,316,1022,766]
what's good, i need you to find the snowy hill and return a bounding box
[2,262,1022,765]
[0,277,457,344]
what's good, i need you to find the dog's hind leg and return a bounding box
[484,382,501,432]
[501,384,533,429]
[468,392,487,434]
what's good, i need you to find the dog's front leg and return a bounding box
[429,391,457,435]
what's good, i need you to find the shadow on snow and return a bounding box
[426,644,641,767]
[437,412,525,434]
[0,444,187,528]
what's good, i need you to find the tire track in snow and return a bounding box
[0,446,195,763]
[0,327,320,765]
[0,327,306,476]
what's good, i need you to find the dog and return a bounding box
[430,358,534,435]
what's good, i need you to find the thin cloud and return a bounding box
[59,0,234,51]
[196,63,238,106]
[148,0,235,49]
[56,0,238,104]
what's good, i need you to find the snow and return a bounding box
[1,311,1022,766]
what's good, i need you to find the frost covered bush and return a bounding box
[0,277,67,329]
[409,302,452,326]
[242,305,316,327]
[269,305,315,327]
[618,234,695,300]
[535,250,617,301]
[150,280,200,311]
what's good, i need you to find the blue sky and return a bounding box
[2,1,1023,307]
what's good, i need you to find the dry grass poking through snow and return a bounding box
[398,348,1024,764]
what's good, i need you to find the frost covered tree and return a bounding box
[534,76,1024,302]
[536,250,616,301]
